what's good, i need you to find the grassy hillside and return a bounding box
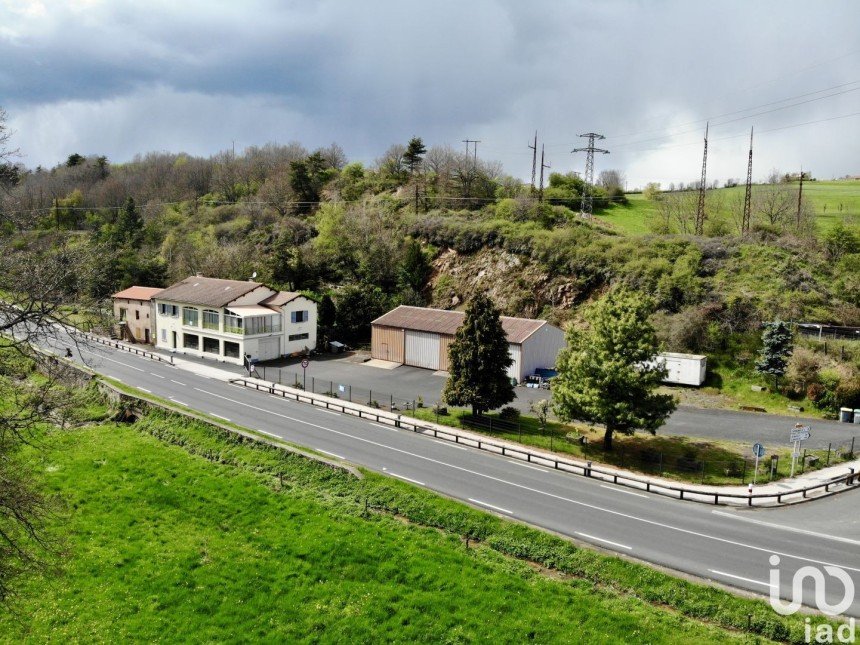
[596,181,860,236]
[0,389,822,643]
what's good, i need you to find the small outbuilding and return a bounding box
[654,352,708,386]
[371,305,566,383]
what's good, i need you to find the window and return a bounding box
[160,329,167,341]
[202,309,220,330]
[202,337,220,354]
[244,315,280,335]
[119,308,127,321]
[291,310,308,323]
[183,307,199,327]
[183,333,199,350]
[160,303,178,317]
[223,313,243,334]
[288,333,309,342]
[135,310,140,320]
[223,341,240,358]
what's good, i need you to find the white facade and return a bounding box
[654,352,708,386]
[517,325,566,380]
[153,291,317,366]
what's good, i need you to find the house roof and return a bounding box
[154,276,264,308]
[259,290,303,308]
[372,305,549,344]
[112,286,163,301]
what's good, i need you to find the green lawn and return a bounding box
[594,181,860,236]
[1,390,826,643]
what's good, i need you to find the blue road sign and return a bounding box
[752,442,766,458]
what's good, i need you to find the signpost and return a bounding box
[301,358,309,391]
[789,423,811,477]
[752,442,765,484]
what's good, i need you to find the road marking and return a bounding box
[138,387,151,393]
[708,569,773,588]
[371,422,395,430]
[712,510,860,546]
[575,532,633,551]
[79,347,145,371]
[257,430,281,438]
[169,399,187,407]
[112,377,123,383]
[149,372,165,378]
[510,460,549,473]
[468,498,513,515]
[184,385,860,573]
[600,484,649,498]
[432,439,468,450]
[321,410,340,416]
[170,379,186,386]
[318,449,345,460]
[210,413,230,421]
[382,469,425,486]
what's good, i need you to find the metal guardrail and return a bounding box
[70,329,174,365]
[229,378,859,507]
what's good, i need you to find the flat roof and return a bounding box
[112,286,163,301]
[372,305,549,344]
[658,352,707,361]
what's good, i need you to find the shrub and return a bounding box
[499,406,520,421]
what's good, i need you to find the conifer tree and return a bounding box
[755,321,793,389]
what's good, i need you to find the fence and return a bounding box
[69,329,174,365]
[229,377,860,506]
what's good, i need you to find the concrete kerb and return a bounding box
[231,375,860,507]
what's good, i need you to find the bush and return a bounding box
[499,406,520,421]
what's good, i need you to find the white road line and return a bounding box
[257,430,281,439]
[112,377,123,383]
[510,460,549,473]
[575,532,633,551]
[432,439,468,450]
[79,347,145,371]
[383,470,425,486]
[138,387,151,393]
[187,385,860,572]
[210,413,230,421]
[712,510,860,546]
[468,498,513,515]
[708,569,773,588]
[371,422,395,430]
[321,410,340,416]
[149,373,165,378]
[169,399,188,407]
[319,449,345,460]
[170,379,186,386]
[600,484,649,498]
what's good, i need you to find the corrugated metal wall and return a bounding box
[405,330,441,369]
[507,343,521,381]
[519,324,567,381]
[371,325,405,363]
[437,334,455,372]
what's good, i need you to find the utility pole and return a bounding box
[528,131,538,195]
[538,145,550,203]
[695,122,709,236]
[796,166,804,228]
[742,126,754,235]
[571,132,609,218]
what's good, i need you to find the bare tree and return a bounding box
[598,169,625,191]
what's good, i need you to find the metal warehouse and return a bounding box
[371,305,566,382]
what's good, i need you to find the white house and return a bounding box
[153,276,317,365]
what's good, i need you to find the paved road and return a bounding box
[163,348,858,450]
[47,335,860,617]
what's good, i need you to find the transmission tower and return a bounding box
[742,126,754,235]
[528,131,538,194]
[538,145,551,203]
[572,132,609,218]
[695,122,709,236]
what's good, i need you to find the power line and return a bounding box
[572,133,609,218]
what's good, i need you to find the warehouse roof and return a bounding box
[372,305,550,344]
[112,286,163,301]
[154,276,265,308]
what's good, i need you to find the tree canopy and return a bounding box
[552,287,676,450]
[442,293,514,415]
[755,320,793,389]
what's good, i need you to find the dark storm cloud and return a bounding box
[2,0,858,185]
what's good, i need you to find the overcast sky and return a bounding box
[2,0,859,188]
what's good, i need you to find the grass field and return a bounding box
[595,181,860,236]
[0,387,827,643]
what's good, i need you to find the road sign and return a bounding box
[790,426,811,442]
[752,443,765,458]
[301,358,309,369]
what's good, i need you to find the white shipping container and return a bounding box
[654,352,707,386]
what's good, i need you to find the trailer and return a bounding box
[653,352,707,386]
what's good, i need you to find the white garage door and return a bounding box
[405,331,440,370]
[257,336,281,361]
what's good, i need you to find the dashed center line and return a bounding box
[149,373,165,378]
[170,379,186,386]
[575,532,633,551]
